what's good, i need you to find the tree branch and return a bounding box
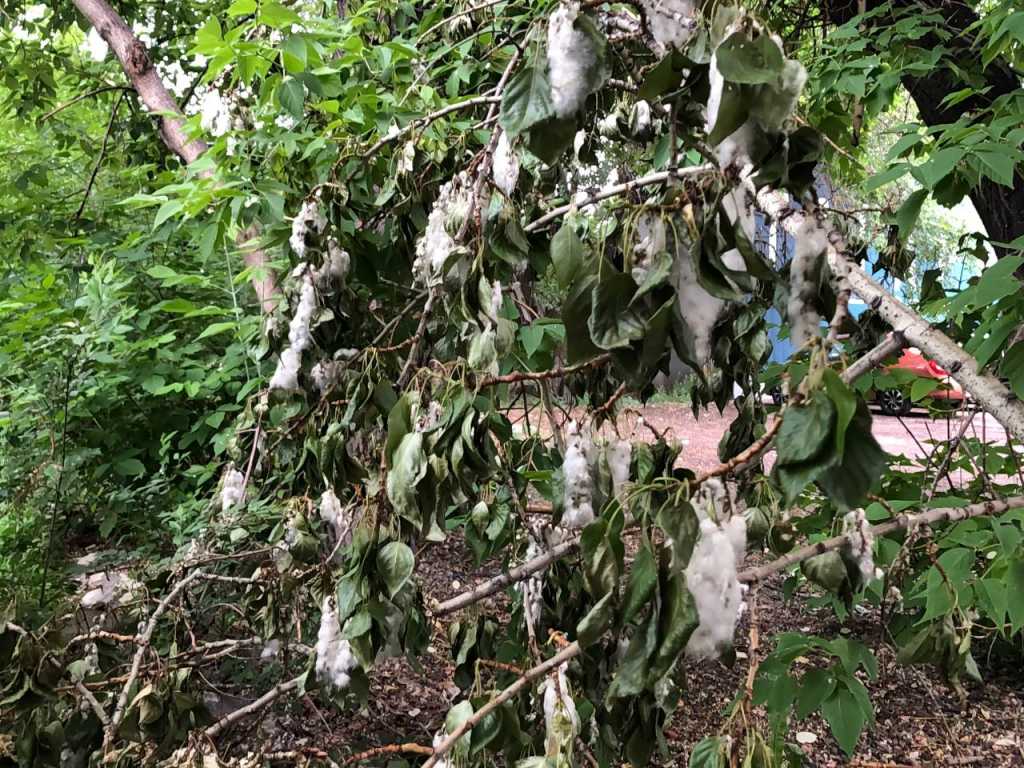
[426,497,1024,761]
[524,164,716,233]
[478,353,613,388]
[422,641,582,768]
[364,95,502,160]
[204,675,304,738]
[104,569,206,751]
[826,242,1024,439]
[738,496,1024,583]
[71,0,206,164]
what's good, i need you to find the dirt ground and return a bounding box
[231,404,1024,767]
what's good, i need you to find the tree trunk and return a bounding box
[824,0,1024,255]
[72,0,279,310]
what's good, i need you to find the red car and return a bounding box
[876,347,965,416]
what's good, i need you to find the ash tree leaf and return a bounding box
[376,541,415,597]
[499,63,555,138]
[114,458,146,477]
[895,188,928,241]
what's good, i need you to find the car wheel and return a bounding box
[879,388,912,416]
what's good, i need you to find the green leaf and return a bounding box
[1007,558,1024,634]
[638,52,688,100]
[864,164,909,192]
[776,394,835,465]
[801,551,848,593]
[376,541,415,597]
[154,199,183,229]
[622,546,658,623]
[385,433,427,525]
[282,35,308,73]
[822,369,856,460]
[817,399,886,509]
[689,736,728,768]
[499,63,555,138]
[708,81,748,146]
[576,592,614,647]
[895,189,928,241]
[911,147,964,189]
[114,458,146,477]
[910,376,936,402]
[526,115,577,164]
[715,32,784,84]
[796,667,836,719]
[551,222,585,289]
[821,684,868,756]
[650,570,698,678]
[278,78,305,119]
[562,275,602,364]
[588,271,645,350]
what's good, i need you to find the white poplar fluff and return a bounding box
[80,571,141,609]
[289,200,327,258]
[199,89,231,137]
[607,438,631,500]
[319,488,354,549]
[693,477,727,521]
[269,272,316,390]
[492,131,520,196]
[672,241,728,367]
[788,215,827,348]
[84,26,109,61]
[313,239,350,288]
[412,175,471,286]
[315,597,357,690]
[220,466,245,511]
[310,360,340,394]
[843,509,877,582]
[684,516,746,659]
[547,2,597,119]
[633,212,666,285]
[517,539,545,632]
[639,0,696,53]
[542,663,580,755]
[431,730,454,768]
[562,422,595,529]
[753,59,807,133]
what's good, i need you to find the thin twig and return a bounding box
[479,353,612,388]
[39,84,132,122]
[76,682,111,726]
[363,95,502,160]
[343,743,434,765]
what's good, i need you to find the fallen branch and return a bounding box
[737,496,1024,583]
[204,675,304,738]
[524,164,716,233]
[826,244,1024,439]
[76,682,110,726]
[105,569,206,751]
[422,641,582,768]
[424,498,1024,760]
[842,331,905,384]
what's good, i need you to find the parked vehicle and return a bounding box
[875,347,964,416]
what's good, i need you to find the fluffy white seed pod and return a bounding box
[788,215,827,348]
[315,597,357,690]
[220,466,245,511]
[547,2,598,119]
[684,516,746,659]
[492,131,520,196]
[269,272,317,390]
[843,509,876,582]
[542,662,580,755]
[562,422,595,529]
